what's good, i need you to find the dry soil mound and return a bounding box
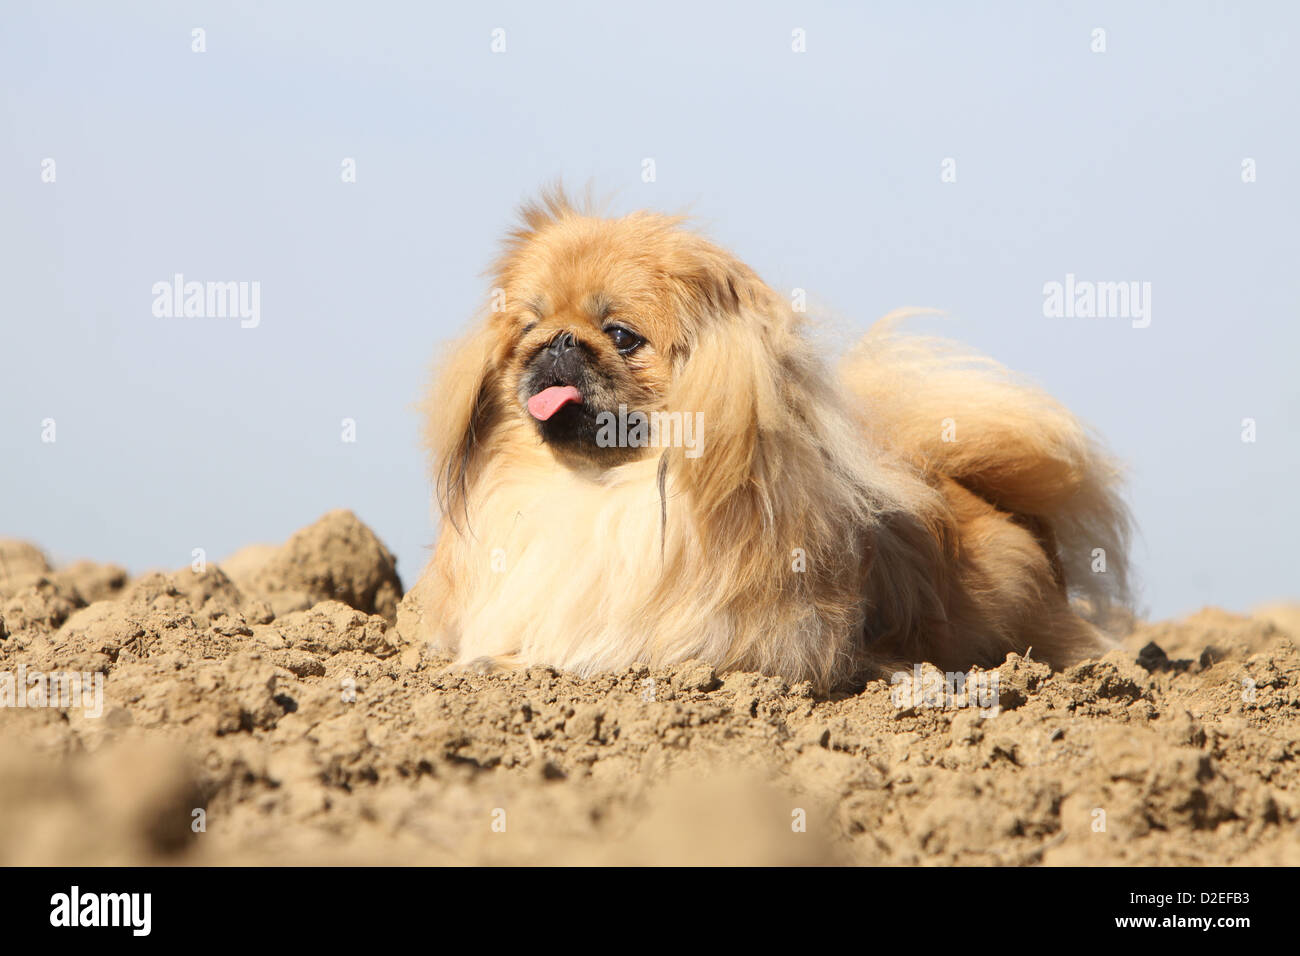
[0,515,1296,865]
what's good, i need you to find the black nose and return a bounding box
[547,331,577,356]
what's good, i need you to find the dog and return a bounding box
[397,190,1133,693]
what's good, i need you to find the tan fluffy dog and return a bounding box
[399,191,1133,692]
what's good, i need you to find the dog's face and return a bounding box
[429,193,791,519]
[494,213,683,465]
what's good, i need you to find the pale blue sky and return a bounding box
[2,1,1296,619]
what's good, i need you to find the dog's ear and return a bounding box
[423,319,502,530]
[663,251,799,524]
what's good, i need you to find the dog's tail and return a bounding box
[839,310,1135,630]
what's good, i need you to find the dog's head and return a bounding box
[497,198,685,465]
[427,190,803,521]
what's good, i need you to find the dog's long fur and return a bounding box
[404,192,1133,692]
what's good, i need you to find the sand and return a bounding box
[1,511,1297,865]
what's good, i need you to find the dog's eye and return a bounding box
[604,325,644,354]
[521,321,537,336]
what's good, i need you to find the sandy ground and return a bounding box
[1,511,1297,866]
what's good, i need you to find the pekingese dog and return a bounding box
[397,191,1133,692]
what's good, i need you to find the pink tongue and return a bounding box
[527,385,583,421]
